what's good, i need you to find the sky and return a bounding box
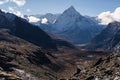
[1,0,120,25]
[0,0,120,16]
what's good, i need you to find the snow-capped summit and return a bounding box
[63,6,80,16]
[53,6,83,31]
[52,6,104,44]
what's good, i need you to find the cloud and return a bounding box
[8,6,24,18]
[41,18,48,24]
[0,0,9,5]
[8,6,15,11]
[10,0,26,7]
[98,7,120,25]
[26,9,31,12]
[0,0,26,7]
[28,16,40,23]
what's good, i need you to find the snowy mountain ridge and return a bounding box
[51,6,104,44]
[25,6,104,44]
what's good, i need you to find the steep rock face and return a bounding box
[52,6,103,44]
[89,21,120,50]
[53,6,83,32]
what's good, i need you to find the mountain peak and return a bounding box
[62,6,81,17]
[66,6,77,12]
[53,6,83,32]
[69,6,75,10]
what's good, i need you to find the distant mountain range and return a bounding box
[34,13,60,24]
[27,6,104,44]
[24,13,60,25]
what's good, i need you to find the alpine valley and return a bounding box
[0,4,119,80]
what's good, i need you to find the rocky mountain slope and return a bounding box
[89,21,120,50]
[71,50,120,80]
[0,29,54,80]
[70,21,120,80]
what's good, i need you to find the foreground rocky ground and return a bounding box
[0,29,118,80]
[70,51,120,80]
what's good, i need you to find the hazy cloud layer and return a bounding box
[26,9,31,12]
[0,0,26,6]
[0,0,9,5]
[10,0,26,7]
[98,7,120,25]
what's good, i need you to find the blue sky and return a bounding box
[0,0,120,16]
